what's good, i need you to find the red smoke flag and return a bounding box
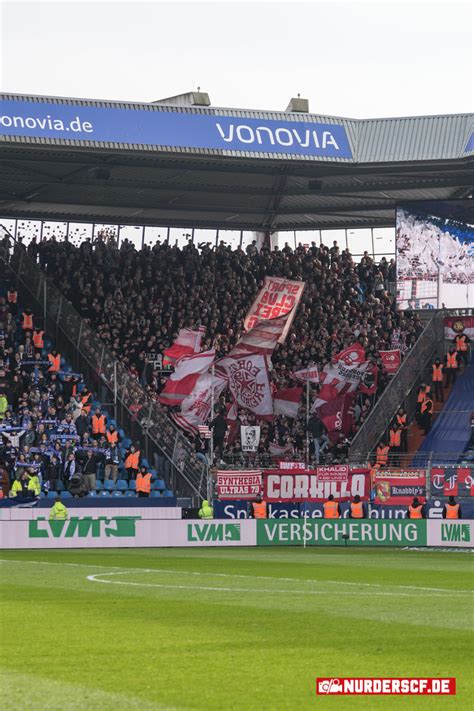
[162,327,206,366]
[333,343,366,366]
[273,387,303,418]
[159,349,215,406]
[380,350,401,375]
[317,394,355,443]
[217,354,273,420]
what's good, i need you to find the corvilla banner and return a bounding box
[257,519,427,546]
[263,468,370,502]
[244,277,305,340]
[374,470,427,505]
[217,471,263,500]
[0,99,353,159]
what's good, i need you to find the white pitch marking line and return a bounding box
[1,558,472,595]
[86,570,473,597]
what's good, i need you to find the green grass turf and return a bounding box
[0,547,473,710]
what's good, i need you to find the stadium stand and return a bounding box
[27,232,425,465]
[0,287,173,500]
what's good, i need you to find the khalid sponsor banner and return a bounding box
[431,467,474,498]
[317,465,349,482]
[0,518,256,549]
[374,470,427,505]
[427,520,473,548]
[217,471,262,500]
[257,519,427,546]
[0,99,353,159]
[244,277,305,340]
[263,468,370,502]
[444,315,474,339]
[379,350,402,374]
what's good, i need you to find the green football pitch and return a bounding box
[0,547,473,710]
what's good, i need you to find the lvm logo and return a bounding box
[187,522,241,543]
[29,516,141,539]
[441,523,471,543]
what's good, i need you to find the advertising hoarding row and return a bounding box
[0,519,471,549]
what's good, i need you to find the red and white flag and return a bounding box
[269,441,293,456]
[244,276,305,343]
[312,359,368,410]
[217,354,273,420]
[231,314,290,356]
[359,362,379,395]
[379,350,401,375]
[159,349,215,406]
[169,369,226,435]
[333,343,366,366]
[293,366,320,383]
[162,327,206,366]
[273,387,303,418]
[317,393,356,443]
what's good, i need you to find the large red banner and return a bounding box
[444,315,474,339]
[263,468,370,502]
[217,471,262,500]
[244,277,305,343]
[374,470,427,505]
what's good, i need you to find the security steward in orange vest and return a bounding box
[106,425,119,446]
[444,347,459,388]
[375,440,389,468]
[33,329,45,351]
[22,308,34,331]
[349,495,366,519]
[323,494,341,519]
[124,445,141,478]
[389,423,402,467]
[47,349,61,372]
[249,496,267,519]
[415,383,429,424]
[91,409,107,435]
[443,496,462,519]
[136,466,152,497]
[453,332,470,369]
[81,388,92,415]
[407,497,425,519]
[431,358,444,403]
[420,393,433,435]
[396,407,408,453]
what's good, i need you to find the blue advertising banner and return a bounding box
[0,99,353,159]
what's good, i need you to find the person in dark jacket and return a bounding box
[307,414,328,464]
[210,410,227,463]
[45,455,62,492]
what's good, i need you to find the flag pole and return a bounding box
[305,379,310,467]
[207,363,215,502]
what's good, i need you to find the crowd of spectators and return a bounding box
[19,232,424,465]
[0,291,151,499]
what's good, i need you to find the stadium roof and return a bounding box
[0,93,472,231]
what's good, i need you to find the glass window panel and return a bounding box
[42,221,68,242]
[15,219,41,245]
[321,229,347,250]
[0,218,17,237]
[117,224,142,249]
[169,228,193,248]
[144,226,168,247]
[218,230,240,250]
[194,229,217,249]
[95,223,119,245]
[347,228,372,256]
[373,227,395,257]
[295,230,320,249]
[67,222,93,247]
[241,231,257,251]
[276,231,295,250]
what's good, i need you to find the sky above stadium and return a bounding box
[1,0,472,118]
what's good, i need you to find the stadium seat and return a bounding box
[112,490,123,497]
[99,490,110,497]
[154,478,166,490]
[162,490,174,497]
[60,491,72,499]
[47,491,57,499]
[116,479,128,492]
[141,458,149,468]
[103,480,115,491]
[96,481,103,491]
[55,480,65,492]
[88,491,97,497]
[124,491,136,497]
[150,491,162,498]
[128,480,136,491]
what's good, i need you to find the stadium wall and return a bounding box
[1,519,472,549]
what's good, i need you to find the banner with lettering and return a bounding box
[430,467,474,498]
[244,277,305,343]
[374,470,427,505]
[263,468,370,502]
[217,471,263,500]
[379,350,401,375]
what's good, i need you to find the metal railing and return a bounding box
[348,311,445,462]
[0,228,207,501]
